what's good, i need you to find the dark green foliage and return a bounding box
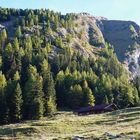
[41,60,56,115]
[23,65,44,120]
[0,72,8,124]
[82,80,95,107]
[5,72,22,123]
[55,36,64,49]
[0,29,7,53]
[12,83,22,122]
[45,76,57,115]
[67,84,83,109]
[133,87,140,106]
[15,26,22,38]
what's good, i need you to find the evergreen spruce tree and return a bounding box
[82,80,95,107]
[83,87,95,107]
[0,71,8,124]
[133,87,140,106]
[0,29,7,52]
[46,20,52,34]
[55,70,65,106]
[23,65,44,120]
[0,29,8,51]
[103,95,109,104]
[41,59,56,115]
[6,71,23,123]
[11,83,23,122]
[13,38,19,52]
[0,56,2,69]
[45,73,56,115]
[54,15,59,31]
[15,26,22,38]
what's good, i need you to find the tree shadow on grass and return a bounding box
[117,116,140,123]
[95,119,116,125]
[94,116,140,125]
[31,122,52,127]
[118,111,140,118]
[0,127,38,137]
[107,107,140,116]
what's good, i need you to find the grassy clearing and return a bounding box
[0,107,140,139]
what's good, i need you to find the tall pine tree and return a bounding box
[0,71,8,124]
[41,59,56,115]
[23,65,44,120]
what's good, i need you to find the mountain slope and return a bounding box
[101,20,140,60]
[1,12,140,74]
[68,14,140,78]
[0,8,140,125]
[73,14,140,77]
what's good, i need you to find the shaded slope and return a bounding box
[101,20,140,61]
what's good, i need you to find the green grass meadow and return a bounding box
[0,107,140,139]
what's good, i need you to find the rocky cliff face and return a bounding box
[124,48,140,78]
[98,18,140,78]
[101,20,140,61]
[99,19,140,78]
[75,14,140,78]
